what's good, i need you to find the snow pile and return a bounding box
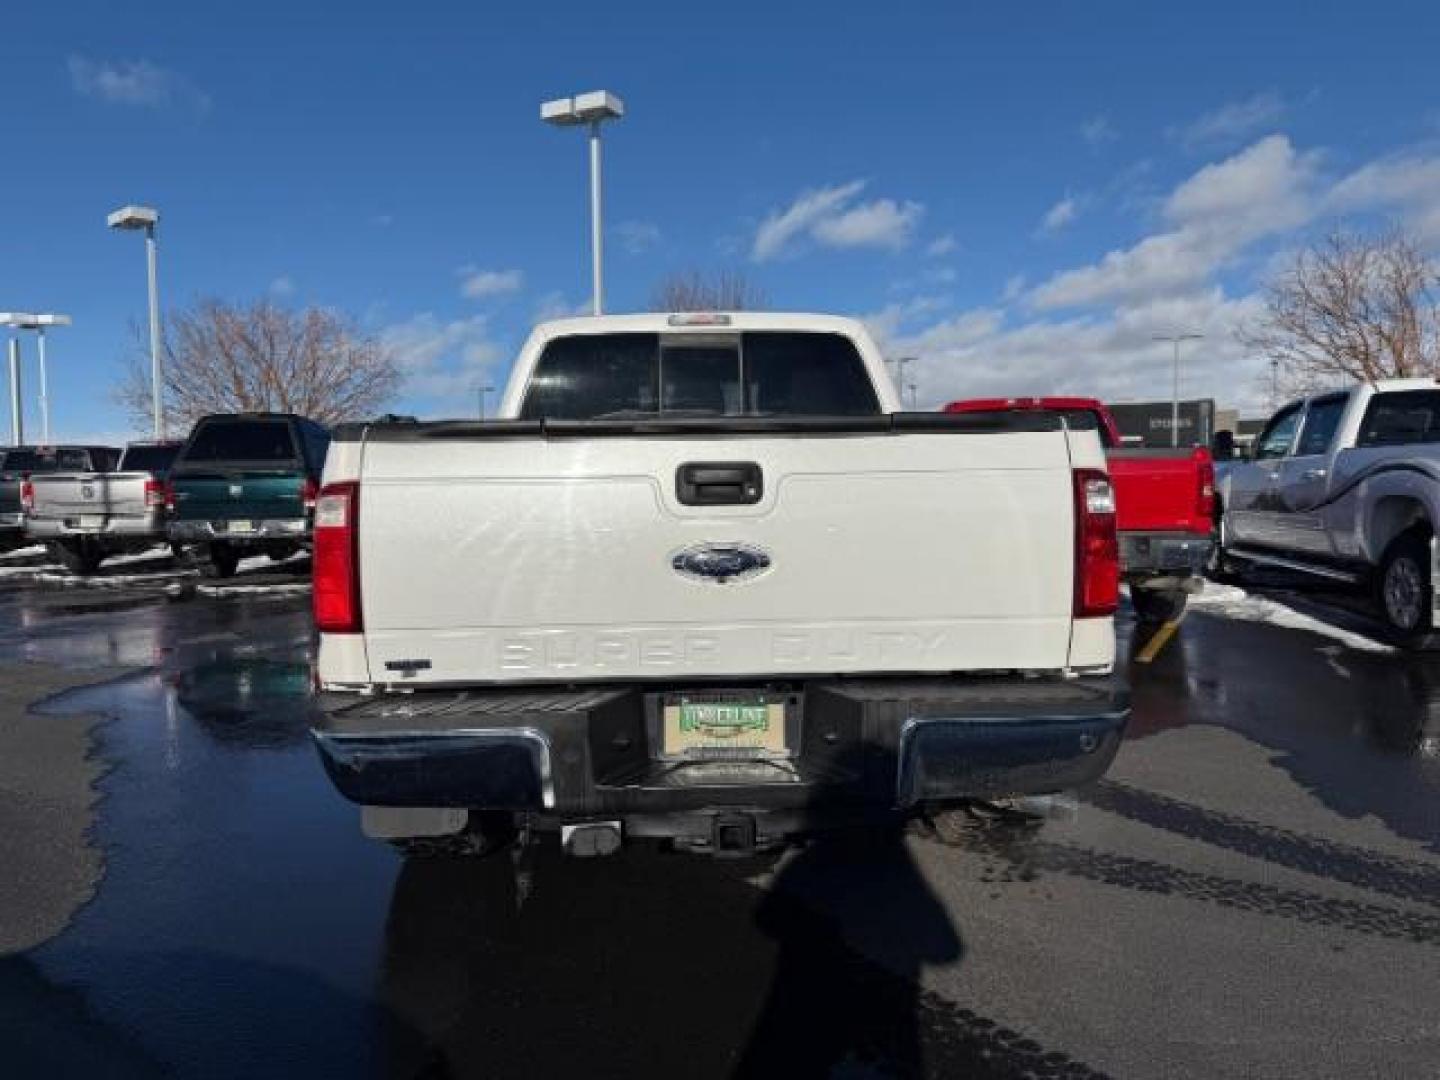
[1190,581,1393,654]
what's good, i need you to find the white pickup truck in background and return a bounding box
[1217,378,1440,646]
[308,313,1129,857]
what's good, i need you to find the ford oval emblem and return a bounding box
[671,542,772,585]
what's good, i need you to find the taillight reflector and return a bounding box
[301,476,319,512]
[313,481,361,633]
[144,478,166,509]
[1073,468,1119,617]
[19,479,34,513]
[1193,449,1215,524]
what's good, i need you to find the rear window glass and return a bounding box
[0,450,58,472]
[120,444,182,473]
[1357,391,1440,448]
[520,331,880,420]
[182,421,298,463]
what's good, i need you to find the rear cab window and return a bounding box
[119,444,182,474]
[520,331,881,419]
[179,419,300,465]
[1357,390,1440,447]
[0,449,60,473]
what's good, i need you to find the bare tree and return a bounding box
[1240,230,1440,397]
[115,298,401,431]
[650,270,768,312]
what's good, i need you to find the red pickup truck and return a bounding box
[944,397,1214,623]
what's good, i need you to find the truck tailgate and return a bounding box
[28,472,150,520]
[1105,448,1209,534]
[172,470,306,521]
[356,429,1079,683]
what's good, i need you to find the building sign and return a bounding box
[1106,400,1215,448]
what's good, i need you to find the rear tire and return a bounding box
[1131,587,1188,625]
[53,541,103,576]
[1375,529,1437,650]
[205,543,240,579]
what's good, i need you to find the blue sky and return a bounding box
[4,0,1440,441]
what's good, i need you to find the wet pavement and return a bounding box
[0,559,1437,1079]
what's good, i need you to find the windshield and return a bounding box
[520,331,881,419]
[181,420,298,463]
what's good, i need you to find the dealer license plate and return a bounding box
[662,697,787,755]
[226,520,255,534]
[78,515,105,530]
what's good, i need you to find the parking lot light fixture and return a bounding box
[108,204,165,438]
[541,91,624,316]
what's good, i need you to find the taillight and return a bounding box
[313,481,361,633]
[1193,449,1215,524]
[1073,468,1119,617]
[19,478,34,513]
[144,479,167,510]
[301,477,318,513]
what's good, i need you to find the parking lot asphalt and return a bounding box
[0,552,1436,1079]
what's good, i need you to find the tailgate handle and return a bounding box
[676,462,763,506]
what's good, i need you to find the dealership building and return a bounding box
[1106,399,1265,450]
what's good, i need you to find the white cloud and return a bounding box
[615,220,662,254]
[1327,153,1440,241]
[1002,274,1027,303]
[269,276,295,297]
[1175,92,1286,149]
[380,313,504,407]
[1081,114,1118,149]
[457,267,523,300]
[1030,135,1317,310]
[751,180,923,260]
[1039,196,1079,233]
[926,233,957,257]
[811,198,923,251]
[871,289,1270,414]
[68,55,209,111]
[533,292,591,323]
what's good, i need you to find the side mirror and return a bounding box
[1210,430,1236,462]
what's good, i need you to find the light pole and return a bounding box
[108,204,164,438]
[541,91,624,316]
[1153,332,1204,447]
[5,337,20,446]
[1,313,71,444]
[478,383,495,420]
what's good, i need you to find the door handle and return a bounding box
[1301,468,1327,481]
[676,462,764,506]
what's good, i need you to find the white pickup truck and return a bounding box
[308,313,1128,857]
[1217,378,1440,646]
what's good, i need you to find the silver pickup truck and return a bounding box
[3,446,120,552]
[25,441,182,574]
[1217,378,1440,646]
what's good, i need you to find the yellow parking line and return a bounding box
[1135,616,1182,664]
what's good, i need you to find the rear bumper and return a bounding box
[1121,531,1211,580]
[170,518,310,543]
[26,513,164,542]
[311,675,1128,835]
[0,512,22,530]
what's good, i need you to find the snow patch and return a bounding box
[1190,581,1394,654]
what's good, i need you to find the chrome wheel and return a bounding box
[1383,555,1425,630]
